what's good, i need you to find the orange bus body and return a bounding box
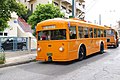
[106,28,119,48]
[36,18,107,62]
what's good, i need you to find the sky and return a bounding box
[85,0,120,26]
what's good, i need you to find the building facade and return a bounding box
[17,0,85,19]
[0,12,37,50]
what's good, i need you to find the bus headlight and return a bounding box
[59,47,64,52]
[37,48,41,51]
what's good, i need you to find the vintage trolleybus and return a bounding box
[105,26,119,48]
[36,18,107,61]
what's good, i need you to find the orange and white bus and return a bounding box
[106,26,119,48]
[36,18,107,62]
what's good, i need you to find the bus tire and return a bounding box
[114,44,117,48]
[100,43,104,54]
[117,42,119,47]
[78,46,86,61]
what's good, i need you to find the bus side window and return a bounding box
[97,29,101,37]
[69,26,77,39]
[94,28,97,38]
[115,32,118,39]
[38,32,42,40]
[89,28,93,38]
[104,30,106,37]
[78,26,84,38]
[101,30,104,37]
[83,27,88,38]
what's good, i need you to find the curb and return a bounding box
[0,59,36,68]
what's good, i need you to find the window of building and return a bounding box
[31,4,33,12]
[0,32,3,36]
[4,33,8,36]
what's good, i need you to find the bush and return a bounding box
[0,52,5,64]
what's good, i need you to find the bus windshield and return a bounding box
[106,29,114,36]
[38,29,66,40]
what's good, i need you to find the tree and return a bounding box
[28,4,64,30]
[0,0,27,31]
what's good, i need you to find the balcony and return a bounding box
[61,0,72,5]
[27,0,34,2]
[76,0,85,3]
[76,2,85,12]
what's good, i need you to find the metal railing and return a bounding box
[0,37,28,51]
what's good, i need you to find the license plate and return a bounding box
[47,53,52,56]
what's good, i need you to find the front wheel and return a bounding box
[78,47,86,61]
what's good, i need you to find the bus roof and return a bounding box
[36,18,106,31]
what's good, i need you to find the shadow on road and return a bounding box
[17,51,110,76]
[38,51,109,66]
[107,46,117,49]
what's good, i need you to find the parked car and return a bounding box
[1,38,26,50]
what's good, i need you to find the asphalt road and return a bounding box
[0,46,120,80]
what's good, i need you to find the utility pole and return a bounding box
[72,0,75,18]
[99,14,101,25]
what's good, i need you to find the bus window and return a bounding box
[69,26,77,39]
[100,30,104,37]
[104,30,106,37]
[51,29,66,40]
[78,26,84,38]
[89,28,93,38]
[106,29,114,36]
[115,32,118,39]
[97,29,101,37]
[94,28,97,38]
[83,27,88,38]
[38,29,66,40]
[38,31,48,40]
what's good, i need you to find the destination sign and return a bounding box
[43,25,56,29]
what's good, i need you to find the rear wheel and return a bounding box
[117,42,119,47]
[113,43,117,48]
[100,43,104,54]
[78,47,86,61]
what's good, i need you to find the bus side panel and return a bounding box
[107,36,116,46]
[68,40,78,60]
[68,39,96,60]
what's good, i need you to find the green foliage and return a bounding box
[0,18,9,31]
[21,9,32,22]
[28,4,64,30]
[0,53,5,64]
[0,0,28,31]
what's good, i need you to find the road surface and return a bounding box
[0,46,120,80]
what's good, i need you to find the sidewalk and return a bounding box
[0,50,37,68]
